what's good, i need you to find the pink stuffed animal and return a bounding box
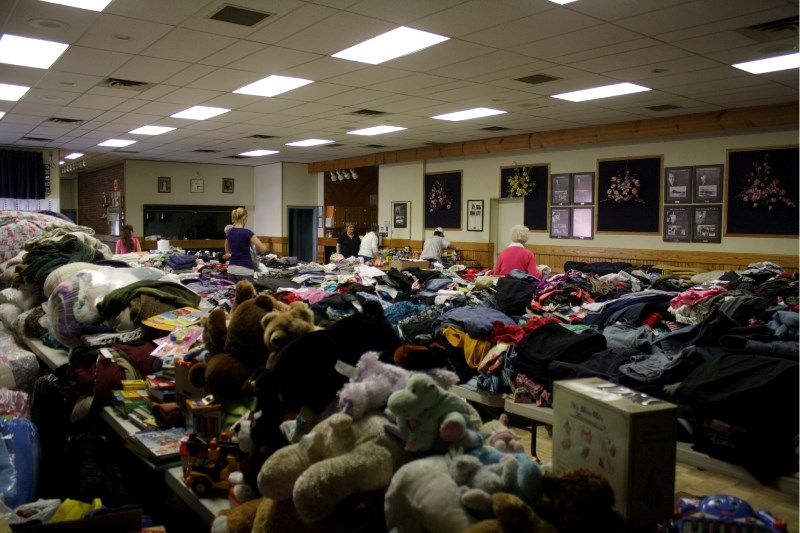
[479,413,525,454]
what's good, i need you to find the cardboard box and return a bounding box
[174,363,205,405]
[388,259,429,271]
[551,377,677,526]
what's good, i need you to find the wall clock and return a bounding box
[190,178,204,193]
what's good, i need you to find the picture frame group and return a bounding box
[550,206,594,240]
[550,172,595,206]
[663,205,721,243]
[664,164,723,204]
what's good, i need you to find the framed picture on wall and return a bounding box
[157,176,170,193]
[664,166,691,204]
[424,171,462,229]
[571,206,594,239]
[692,205,722,243]
[550,173,571,205]
[693,164,723,203]
[222,177,234,193]
[571,172,594,204]
[664,206,690,242]
[597,156,662,233]
[392,201,409,229]
[550,207,570,238]
[467,199,484,231]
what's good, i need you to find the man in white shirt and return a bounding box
[420,227,452,263]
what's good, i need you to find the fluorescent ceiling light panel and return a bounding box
[64,152,83,159]
[732,53,800,74]
[170,106,230,120]
[551,82,650,102]
[239,150,279,157]
[129,125,175,135]
[286,139,334,147]
[234,75,314,97]
[0,35,69,69]
[0,112,5,119]
[548,0,579,4]
[39,0,113,11]
[0,83,30,101]
[98,139,137,147]
[347,125,407,136]
[332,26,449,65]
[432,107,506,121]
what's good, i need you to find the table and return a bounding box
[23,336,69,370]
[165,465,230,525]
[101,406,181,472]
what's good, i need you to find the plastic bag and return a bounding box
[0,417,41,508]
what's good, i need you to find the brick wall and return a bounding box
[76,164,124,233]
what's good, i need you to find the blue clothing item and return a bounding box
[441,305,516,338]
[227,227,255,269]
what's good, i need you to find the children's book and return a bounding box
[141,307,206,331]
[126,426,186,461]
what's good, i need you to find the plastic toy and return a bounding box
[666,494,787,533]
[180,433,240,497]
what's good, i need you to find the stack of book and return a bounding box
[112,389,149,417]
[146,370,176,403]
[126,426,187,462]
[127,405,158,430]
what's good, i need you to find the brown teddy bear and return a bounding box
[189,281,285,427]
[260,299,317,369]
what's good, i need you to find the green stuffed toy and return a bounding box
[386,373,480,452]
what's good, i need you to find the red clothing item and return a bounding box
[492,244,540,277]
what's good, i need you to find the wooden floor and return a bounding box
[519,425,799,532]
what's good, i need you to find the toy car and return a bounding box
[180,433,240,497]
[665,494,787,532]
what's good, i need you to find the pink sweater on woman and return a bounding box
[492,243,540,277]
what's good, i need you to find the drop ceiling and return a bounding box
[0,0,797,173]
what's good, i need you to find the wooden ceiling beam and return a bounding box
[308,102,798,173]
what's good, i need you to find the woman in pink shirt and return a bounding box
[115,224,142,254]
[491,224,541,277]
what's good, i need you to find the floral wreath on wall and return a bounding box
[738,153,797,210]
[428,179,454,212]
[506,163,535,197]
[603,163,644,204]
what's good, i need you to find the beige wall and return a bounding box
[124,160,255,234]
[378,127,798,256]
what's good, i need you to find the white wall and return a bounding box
[124,160,255,234]
[281,161,321,231]
[379,127,798,256]
[253,162,282,235]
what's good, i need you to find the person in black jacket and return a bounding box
[336,222,360,258]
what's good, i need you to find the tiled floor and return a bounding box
[520,425,798,532]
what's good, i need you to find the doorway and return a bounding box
[489,197,524,266]
[288,206,318,262]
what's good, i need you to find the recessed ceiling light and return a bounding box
[64,152,82,159]
[98,139,137,147]
[0,34,69,69]
[233,75,314,97]
[114,34,133,41]
[347,125,407,136]
[170,106,230,120]
[332,26,449,65]
[286,139,335,147]
[0,83,30,101]
[732,52,800,74]
[239,149,279,157]
[432,107,507,121]
[29,18,70,30]
[129,125,175,135]
[551,82,651,102]
[39,0,113,12]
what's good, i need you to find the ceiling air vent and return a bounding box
[47,117,84,125]
[225,155,248,159]
[482,126,509,131]
[736,16,798,43]
[97,78,154,91]
[210,5,272,27]
[350,109,386,116]
[325,143,344,147]
[248,134,275,139]
[515,73,561,85]
[364,144,387,148]
[646,104,683,112]
[193,149,220,153]
[21,136,53,142]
